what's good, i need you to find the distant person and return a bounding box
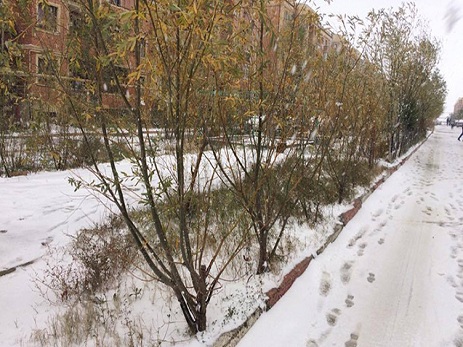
[447,117,450,126]
[459,125,463,141]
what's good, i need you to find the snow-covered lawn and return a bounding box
[1,124,461,346]
[0,166,114,346]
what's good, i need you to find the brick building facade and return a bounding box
[1,0,340,123]
[1,0,136,123]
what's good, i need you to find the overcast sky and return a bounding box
[312,0,463,115]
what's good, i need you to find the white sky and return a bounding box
[312,0,463,115]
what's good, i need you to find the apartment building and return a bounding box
[1,0,136,123]
[1,0,341,124]
[266,0,340,57]
[16,0,70,119]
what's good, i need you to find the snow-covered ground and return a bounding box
[238,125,463,346]
[0,166,114,346]
[1,124,462,346]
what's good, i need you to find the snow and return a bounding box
[238,125,463,346]
[0,167,116,346]
[1,124,463,346]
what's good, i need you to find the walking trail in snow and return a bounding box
[238,125,463,347]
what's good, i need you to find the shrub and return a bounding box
[39,215,137,303]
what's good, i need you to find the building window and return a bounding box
[37,55,57,84]
[103,66,128,94]
[139,38,146,58]
[109,0,121,6]
[37,3,58,32]
[69,10,83,33]
[69,58,87,91]
[38,56,54,75]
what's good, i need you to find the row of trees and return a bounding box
[363,3,447,159]
[1,0,446,334]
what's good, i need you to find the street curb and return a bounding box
[213,131,432,347]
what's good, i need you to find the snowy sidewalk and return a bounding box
[237,125,463,347]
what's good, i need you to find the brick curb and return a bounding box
[213,132,431,347]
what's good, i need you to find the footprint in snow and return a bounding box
[326,308,341,326]
[369,227,382,237]
[448,276,458,288]
[319,271,332,297]
[357,243,367,257]
[378,238,385,245]
[372,209,384,218]
[457,315,463,329]
[345,333,359,347]
[423,206,433,216]
[345,295,354,308]
[406,189,413,196]
[341,262,354,284]
[306,339,319,347]
[378,220,387,229]
[367,273,376,283]
[348,227,369,248]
